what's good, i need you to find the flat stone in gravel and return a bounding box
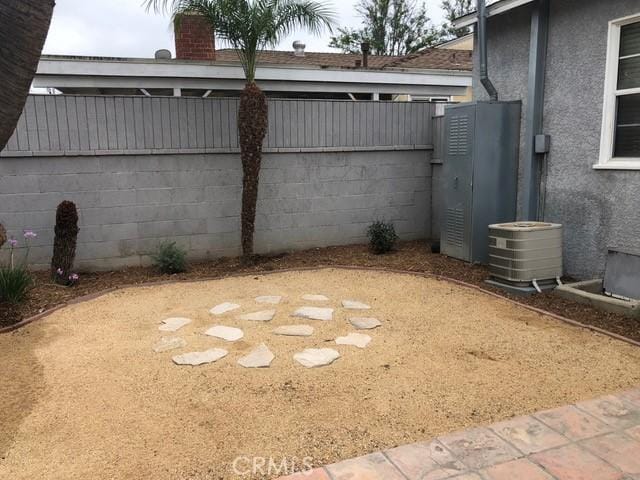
[293,306,334,321]
[159,317,192,332]
[239,309,276,322]
[294,348,341,368]
[349,317,382,330]
[302,294,329,301]
[272,325,314,337]
[255,295,282,305]
[172,348,228,366]
[238,343,275,368]
[342,300,371,310]
[204,325,244,341]
[153,336,187,353]
[209,302,240,315]
[335,332,372,348]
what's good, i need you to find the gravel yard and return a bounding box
[2,268,639,479]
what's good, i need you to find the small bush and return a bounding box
[367,220,398,254]
[0,266,32,304]
[151,241,188,274]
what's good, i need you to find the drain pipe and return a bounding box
[521,0,550,221]
[477,0,498,101]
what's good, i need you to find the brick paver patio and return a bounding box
[279,388,640,480]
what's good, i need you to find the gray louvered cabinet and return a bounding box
[440,101,521,264]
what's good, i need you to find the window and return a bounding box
[598,13,640,169]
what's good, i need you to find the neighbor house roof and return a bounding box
[205,48,473,72]
[34,48,473,98]
[453,0,536,28]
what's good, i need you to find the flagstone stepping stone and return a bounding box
[209,302,240,315]
[335,332,372,348]
[302,294,329,302]
[349,317,382,330]
[293,348,341,368]
[159,317,192,332]
[204,325,244,341]
[342,300,371,310]
[272,325,314,337]
[239,309,276,322]
[255,295,282,305]
[238,343,275,368]
[153,336,187,353]
[172,348,228,366]
[293,306,333,321]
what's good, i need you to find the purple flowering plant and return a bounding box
[54,268,80,287]
[0,228,36,304]
[2,229,37,270]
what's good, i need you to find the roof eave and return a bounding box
[453,0,536,28]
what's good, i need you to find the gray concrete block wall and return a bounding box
[0,149,431,270]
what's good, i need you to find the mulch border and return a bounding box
[2,265,639,349]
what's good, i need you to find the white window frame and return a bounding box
[596,12,640,170]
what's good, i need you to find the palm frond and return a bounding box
[270,0,336,44]
[143,0,336,82]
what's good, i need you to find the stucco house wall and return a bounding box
[473,0,640,279]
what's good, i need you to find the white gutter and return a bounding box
[454,0,535,28]
[35,57,472,88]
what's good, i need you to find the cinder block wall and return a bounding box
[0,149,431,270]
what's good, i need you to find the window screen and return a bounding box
[614,22,640,157]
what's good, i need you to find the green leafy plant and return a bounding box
[0,266,32,303]
[367,220,398,254]
[151,241,188,274]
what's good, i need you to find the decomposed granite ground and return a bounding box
[1,268,639,480]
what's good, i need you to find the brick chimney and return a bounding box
[174,13,216,61]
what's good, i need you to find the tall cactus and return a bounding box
[51,201,79,281]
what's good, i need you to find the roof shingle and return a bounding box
[213,48,472,71]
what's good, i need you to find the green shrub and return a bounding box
[0,266,32,304]
[367,220,398,254]
[151,241,188,274]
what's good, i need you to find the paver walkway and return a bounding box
[279,387,640,479]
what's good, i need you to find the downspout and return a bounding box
[477,0,498,101]
[521,0,550,221]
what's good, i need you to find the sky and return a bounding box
[42,0,448,57]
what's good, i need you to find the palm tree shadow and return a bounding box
[0,324,56,459]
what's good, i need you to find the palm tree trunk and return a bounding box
[0,0,55,151]
[238,82,268,256]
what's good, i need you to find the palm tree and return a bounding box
[146,0,335,257]
[0,0,56,151]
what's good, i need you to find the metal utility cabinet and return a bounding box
[441,101,521,263]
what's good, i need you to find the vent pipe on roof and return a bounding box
[155,49,172,60]
[477,0,498,101]
[293,40,306,56]
[361,42,370,68]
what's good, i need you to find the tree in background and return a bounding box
[147,0,334,257]
[0,0,56,151]
[329,0,440,55]
[439,0,474,41]
[330,0,475,54]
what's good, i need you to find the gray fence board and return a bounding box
[3,95,436,156]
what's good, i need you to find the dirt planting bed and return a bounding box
[1,241,638,343]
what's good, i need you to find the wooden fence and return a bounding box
[2,95,437,156]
